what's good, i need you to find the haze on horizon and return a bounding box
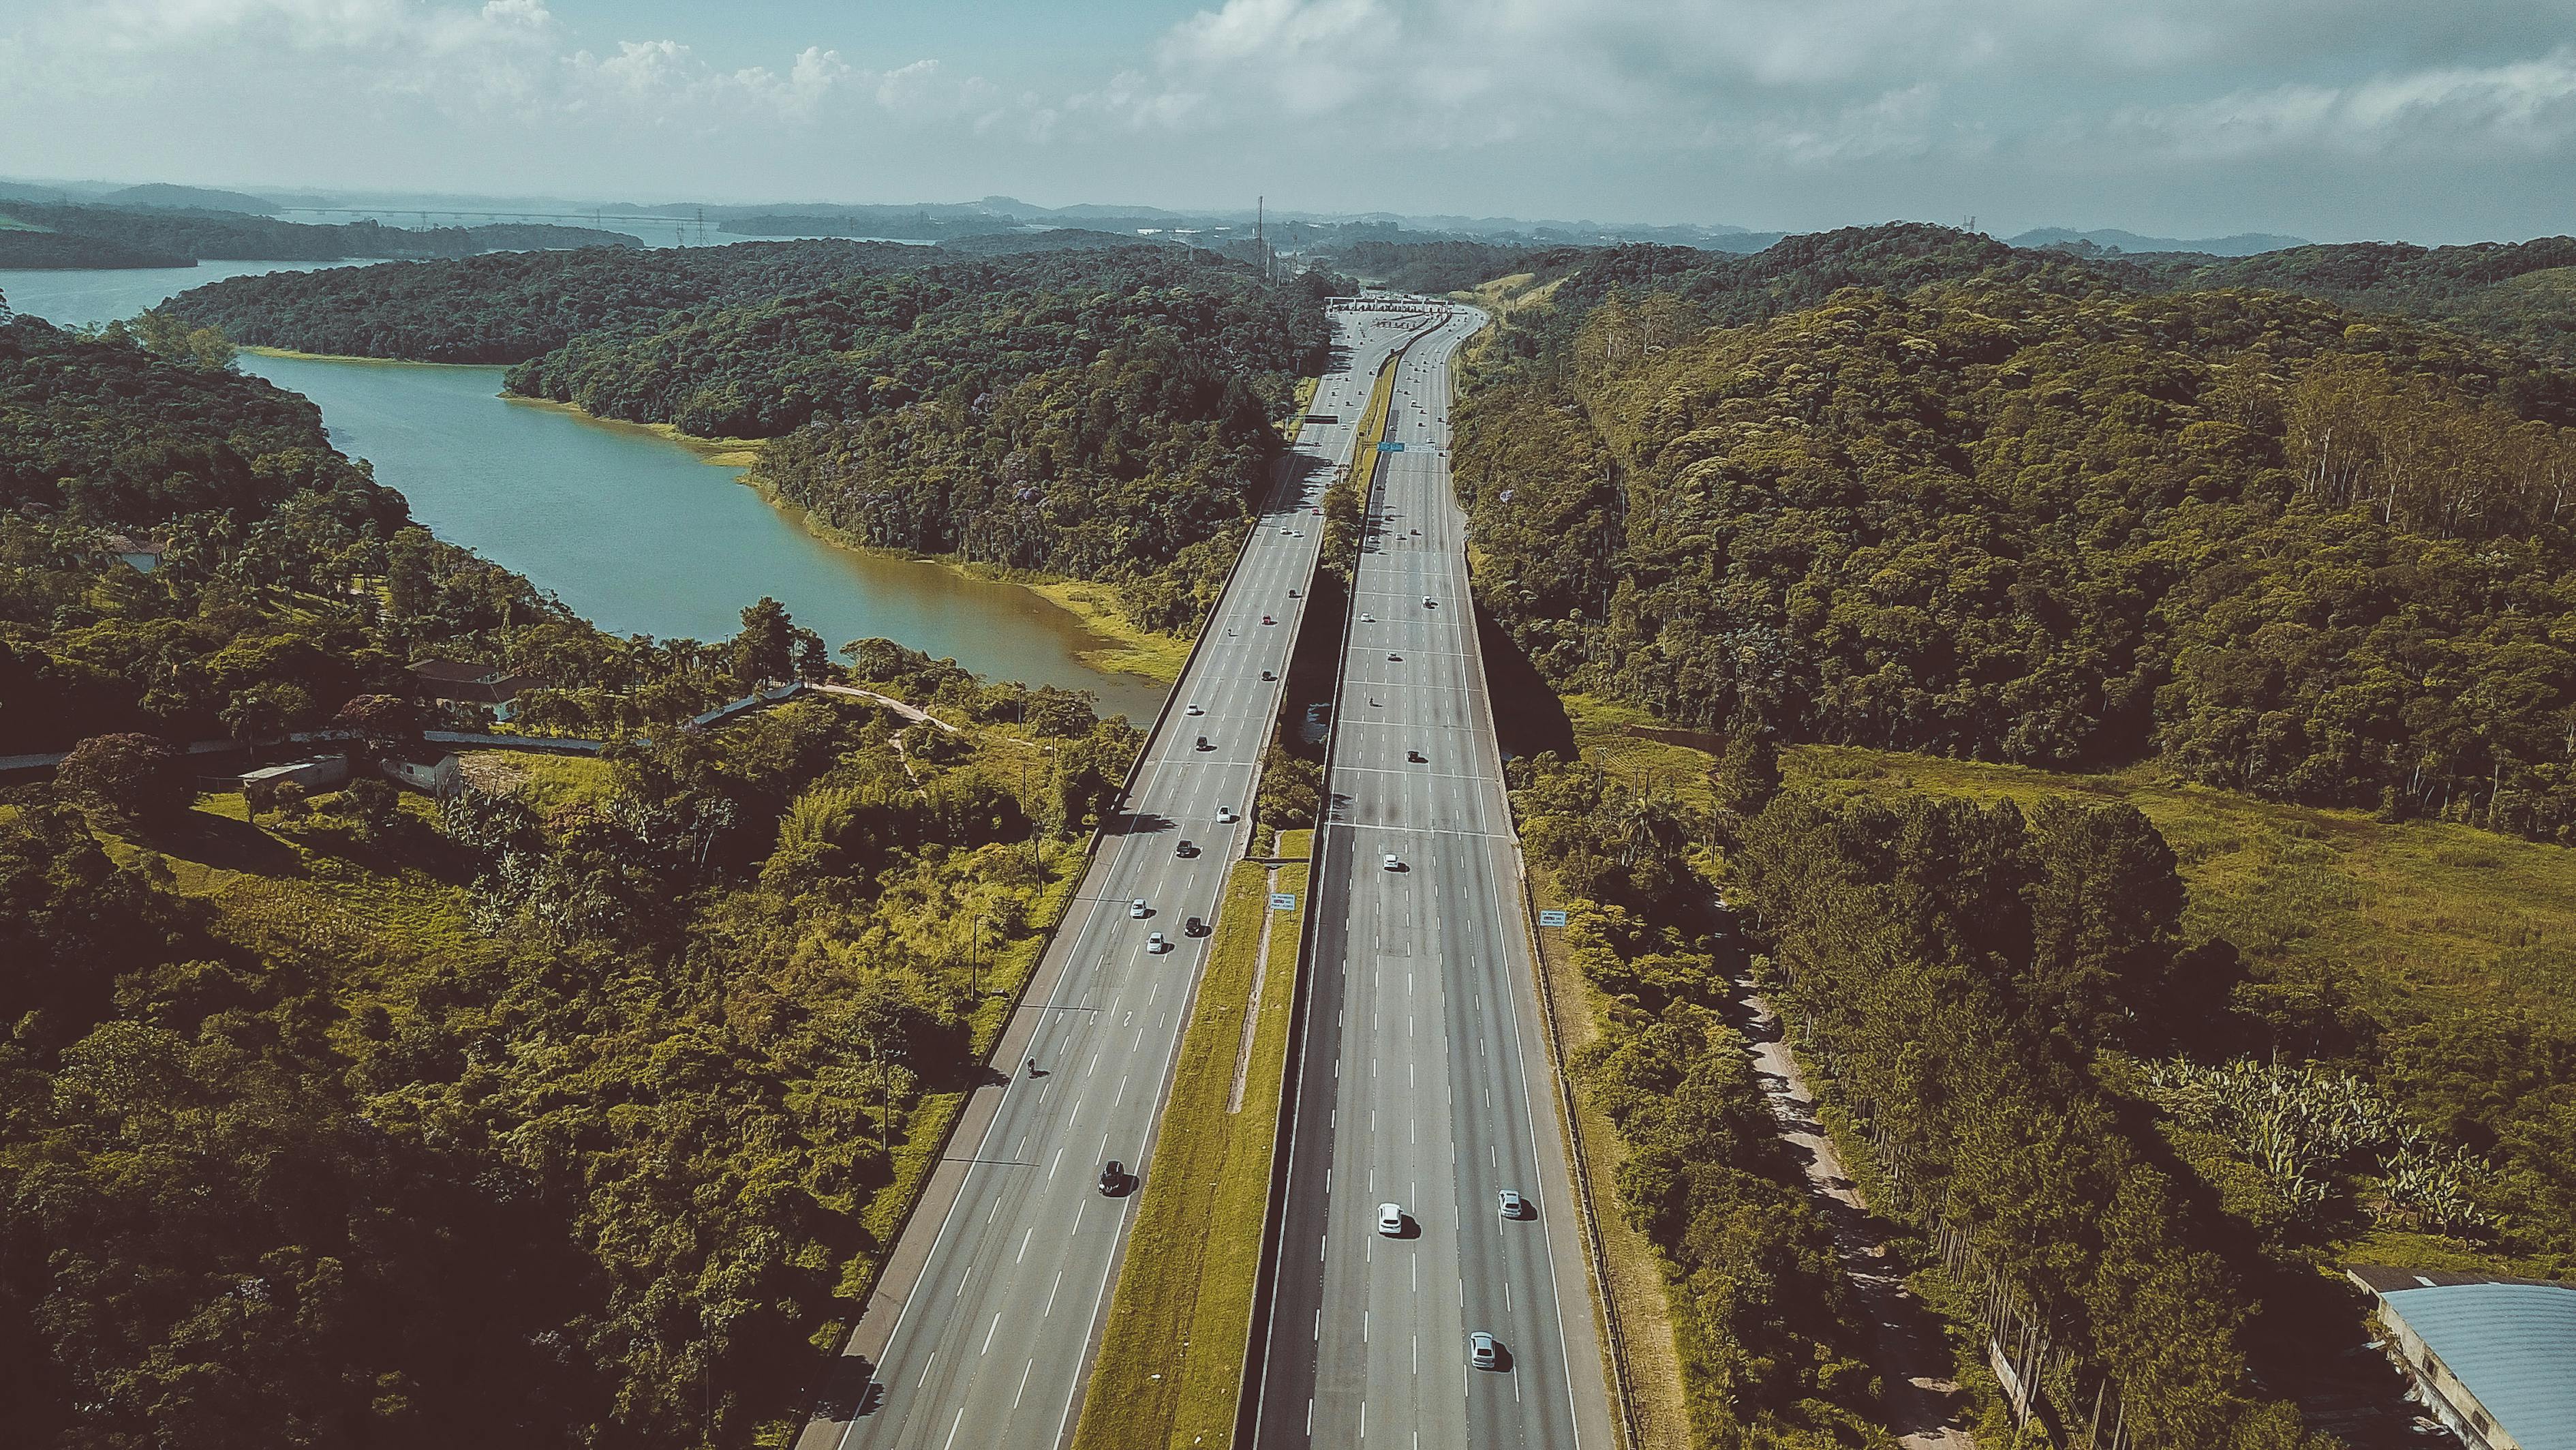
[3,0,2573,246]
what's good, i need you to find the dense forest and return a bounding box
[1509,757,1888,1448]
[0,230,195,268]
[160,240,918,362]
[1732,788,2337,1449]
[1513,728,2559,1446]
[166,242,1336,633]
[502,247,1327,436]
[0,202,637,268]
[1451,224,2576,843]
[3,294,1158,1447]
[2121,236,2576,364]
[706,254,1330,629]
[0,309,545,753]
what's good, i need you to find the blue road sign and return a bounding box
[1377,440,1405,453]
[1537,909,1569,928]
[1271,893,1298,910]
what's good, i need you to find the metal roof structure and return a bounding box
[2381,1280,2576,1450]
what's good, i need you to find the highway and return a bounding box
[801,305,1445,1450]
[1251,303,1617,1450]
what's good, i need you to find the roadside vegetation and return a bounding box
[1527,690,2575,1446]
[1,671,1144,1449]
[1437,222,2576,1446]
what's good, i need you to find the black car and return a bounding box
[1185,916,1210,937]
[1099,1161,1126,1195]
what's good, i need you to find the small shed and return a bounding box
[100,533,164,573]
[2350,1266,2576,1450]
[235,757,351,792]
[379,752,462,796]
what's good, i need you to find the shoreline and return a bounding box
[731,466,1193,686]
[247,353,1193,690]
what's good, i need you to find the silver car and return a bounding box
[1469,1332,1501,1370]
[1498,1189,1526,1219]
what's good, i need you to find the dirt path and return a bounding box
[1737,982,1977,1450]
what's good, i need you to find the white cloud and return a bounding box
[1093,0,2576,172]
[2121,48,2576,159]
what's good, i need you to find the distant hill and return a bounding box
[161,239,919,361]
[935,228,1168,256]
[97,183,282,215]
[2010,226,2309,256]
[0,203,639,269]
[2122,236,2576,363]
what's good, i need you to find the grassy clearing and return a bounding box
[1562,691,2576,1032]
[1784,742,2576,1036]
[1527,862,1696,1450]
[497,392,770,466]
[130,791,494,1012]
[1024,578,1195,684]
[1075,841,1309,1450]
[457,751,615,813]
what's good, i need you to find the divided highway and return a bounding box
[803,307,1440,1450]
[1252,304,1618,1450]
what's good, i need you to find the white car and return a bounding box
[1498,1189,1526,1219]
[1469,1332,1501,1370]
[1216,804,1238,824]
[1359,613,1375,623]
[1129,898,1149,918]
[1377,1203,1405,1236]
[1383,853,1402,871]
[1186,703,1205,716]
[1147,931,1169,954]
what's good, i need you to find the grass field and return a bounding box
[1024,578,1195,684]
[1073,833,1310,1450]
[1559,694,2576,1036]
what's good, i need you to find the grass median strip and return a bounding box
[1075,836,1310,1450]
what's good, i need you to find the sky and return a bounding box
[3,0,2575,243]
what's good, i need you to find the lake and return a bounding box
[0,264,1167,721]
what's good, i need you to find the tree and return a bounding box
[342,776,403,838]
[220,682,315,746]
[336,693,425,743]
[55,733,194,824]
[1710,712,1782,835]
[2025,799,2187,1048]
[731,598,799,687]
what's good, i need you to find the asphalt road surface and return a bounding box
[808,306,1445,1450]
[1252,304,1617,1450]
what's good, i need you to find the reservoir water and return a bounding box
[1,265,1167,720]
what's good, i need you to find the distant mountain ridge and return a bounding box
[2010,226,2310,256]
[95,183,283,215]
